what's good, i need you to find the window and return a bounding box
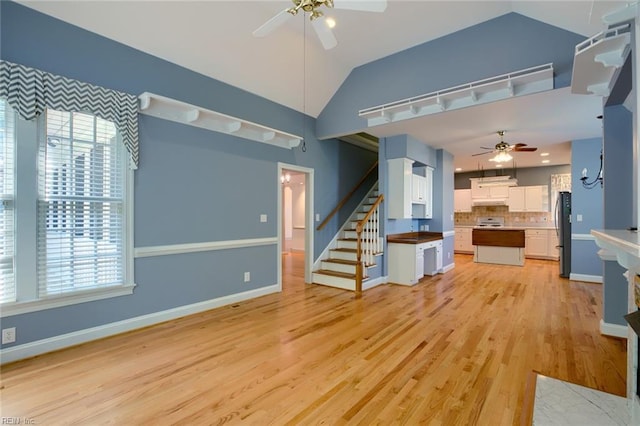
[38,110,126,296]
[0,100,15,303]
[0,60,138,315]
[0,104,134,314]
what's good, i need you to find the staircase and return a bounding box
[313,185,383,292]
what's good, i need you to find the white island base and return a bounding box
[474,245,524,266]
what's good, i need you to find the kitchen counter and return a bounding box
[472,228,525,266]
[388,232,444,285]
[472,228,525,247]
[387,231,443,244]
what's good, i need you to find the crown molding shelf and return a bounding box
[571,23,631,97]
[138,92,302,149]
[359,63,554,127]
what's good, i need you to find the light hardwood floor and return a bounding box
[0,254,626,425]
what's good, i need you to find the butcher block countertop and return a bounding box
[387,231,443,244]
[472,228,525,248]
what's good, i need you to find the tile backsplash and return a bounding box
[455,206,553,226]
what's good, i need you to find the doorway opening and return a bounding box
[277,163,314,292]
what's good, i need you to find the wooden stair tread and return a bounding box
[314,269,356,279]
[314,269,369,280]
[323,258,358,265]
[331,248,357,253]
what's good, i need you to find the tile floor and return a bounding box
[533,374,630,425]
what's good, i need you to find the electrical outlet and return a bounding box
[577,214,583,222]
[316,213,320,222]
[244,272,250,282]
[260,214,267,223]
[447,252,451,259]
[2,327,16,344]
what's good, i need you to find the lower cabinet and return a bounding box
[454,227,473,253]
[388,241,443,285]
[524,229,559,260]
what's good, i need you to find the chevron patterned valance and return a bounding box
[0,60,139,166]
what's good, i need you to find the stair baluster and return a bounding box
[355,194,384,296]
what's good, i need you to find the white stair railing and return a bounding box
[355,194,384,296]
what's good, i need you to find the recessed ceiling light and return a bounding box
[325,17,336,29]
[540,152,550,157]
[455,167,462,172]
[495,164,503,168]
[542,159,550,164]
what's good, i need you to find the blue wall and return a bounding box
[316,12,585,139]
[570,137,603,278]
[0,2,376,348]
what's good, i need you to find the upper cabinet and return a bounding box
[508,185,549,212]
[469,177,515,206]
[388,158,433,219]
[454,189,472,212]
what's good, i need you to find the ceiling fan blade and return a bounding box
[472,151,493,157]
[479,146,494,150]
[311,17,338,50]
[512,143,528,148]
[514,147,538,152]
[332,0,388,12]
[253,8,292,38]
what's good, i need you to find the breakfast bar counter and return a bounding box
[472,228,525,266]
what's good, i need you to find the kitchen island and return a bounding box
[472,228,525,266]
[387,232,443,285]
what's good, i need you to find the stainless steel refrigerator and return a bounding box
[555,191,571,278]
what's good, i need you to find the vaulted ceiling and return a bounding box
[17,0,631,170]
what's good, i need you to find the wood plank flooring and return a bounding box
[0,254,626,425]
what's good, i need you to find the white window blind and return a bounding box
[0,100,16,303]
[38,109,125,296]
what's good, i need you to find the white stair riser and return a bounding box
[337,240,358,250]
[312,273,356,291]
[343,230,358,239]
[321,261,357,274]
[330,250,358,261]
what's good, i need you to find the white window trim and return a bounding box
[0,283,136,317]
[1,108,136,318]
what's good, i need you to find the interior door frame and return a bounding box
[277,162,314,288]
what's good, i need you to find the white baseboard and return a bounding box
[569,273,603,283]
[441,263,455,273]
[0,284,280,365]
[363,276,388,290]
[600,319,628,339]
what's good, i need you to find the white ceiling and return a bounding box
[18,0,631,171]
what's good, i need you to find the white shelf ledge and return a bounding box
[571,24,631,97]
[138,92,302,149]
[591,229,640,270]
[359,63,554,127]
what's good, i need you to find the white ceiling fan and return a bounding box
[253,0,388,50]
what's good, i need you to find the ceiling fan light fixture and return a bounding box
[489,151,513,163]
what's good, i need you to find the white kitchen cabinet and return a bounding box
[470,178,511,201]
[388,240,443,285]
[524,228,558,259]
[415,245,425,279]
[507,187,526,211]
[388,158,413,219]
[388,159,433,219]
[508,185,549,212]
[454,189,472,212]
[454,227,473,253]
[412,174,427,204]
[547,229,560,260]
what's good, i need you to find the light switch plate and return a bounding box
[260,214,267,223]
[316,214,320,222]
[577,214,583,222]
